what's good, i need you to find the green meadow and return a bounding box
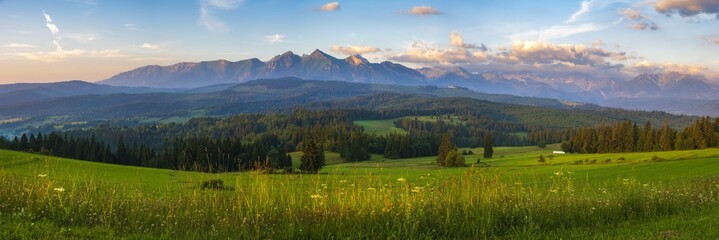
[1,145,719,239]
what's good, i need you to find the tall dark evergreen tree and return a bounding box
[300,138,324,174]
[483,134,494,159]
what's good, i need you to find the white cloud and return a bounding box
[4,43,36,48]
[566,0,593,23]
[141,43,162,50]
[408,6,441,15]
[265,34,285,44]
[123,24,137,30]
[198,0,243,32]
[320,2,340,11]
[43,11,62,51]
[509,23,607,41]
[330,45,380,55]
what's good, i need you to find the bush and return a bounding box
[590,159,597,164]
[605,159,611,163]
[201,179,225,190]
[573,160,583,165]
[617,157,626,161]
[652,155,666,162]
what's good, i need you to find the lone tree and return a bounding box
[483,134,494,159]
[300,138,325,174]
[436,133,465,167]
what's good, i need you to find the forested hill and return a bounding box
[0,78,697,136]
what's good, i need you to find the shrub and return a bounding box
[200,179,225,190]
[605,159,611,163]
[617,157,626,161]
[652,155,666,162]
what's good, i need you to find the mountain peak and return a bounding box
[345,54,370,65]
[305,49,335,60]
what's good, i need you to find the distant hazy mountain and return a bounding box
[0,80,175,106]
[615,72,717,99]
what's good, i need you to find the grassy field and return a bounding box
[353,119,407,135]
[1,145,719,239]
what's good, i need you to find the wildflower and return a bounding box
[339,180,348,184]
[310,194,323,199]
[397,178,407,182]
[554,171,563,176]
[366,187,376,191]
[411,187,422,193]
[53,187,65,192]
[567,171,574,175]
[321,184,328,189]
[37,174,48,178]
[549,189,558,193]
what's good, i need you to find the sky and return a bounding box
[0,0,718,83]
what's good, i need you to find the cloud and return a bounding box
[492,41,627,67]
[620,8,659,31]
[141,43,162,50]
[320,2,340,11]
[388,32,489,65]
[566,0,594,23]
[705,36,719,45]
[330,45,380,55]
[4,43,36,48]
[509,23,607,41]
[123,24,137,31]
[408,6,441,15]
[43,11,62,51]
[632,22,659,30]
[16,49,124,63]
[653,0,719,18]
[620,8,645,20]
[265,34,285,44]
[632,60,715,77]
[198,0,243,32]
[449,32,488,51]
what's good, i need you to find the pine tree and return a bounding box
[436,133,453,166]
[300,139,325,174]
[483,134,494,159]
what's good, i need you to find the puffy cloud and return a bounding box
[493,41,627,67]
[408,6,441,15]
[320,2,340,11]
[620,8,659,31]
[265,34,285,44]
[4,43,36,48]
[330,45,380,55]
[653,0,719,18]
[388,37,488,65]
[449,32,487,51]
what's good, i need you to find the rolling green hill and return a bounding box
[3,146,719,239]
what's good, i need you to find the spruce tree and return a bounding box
[300,139,324,174]
[483,134,494,159]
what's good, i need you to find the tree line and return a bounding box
[561,117,719,153]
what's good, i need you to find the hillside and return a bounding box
[0,78,697,136]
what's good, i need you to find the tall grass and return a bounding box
[1,167,718,239]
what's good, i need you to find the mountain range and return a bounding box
[100,50,719,113]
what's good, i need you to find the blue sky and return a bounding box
[0,0,717,83]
